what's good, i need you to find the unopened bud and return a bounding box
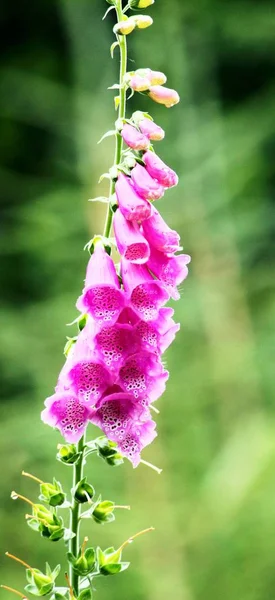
[130,0,155,7]
[148,85,180,107]
[113,18,136,36]
[133,14,153,29]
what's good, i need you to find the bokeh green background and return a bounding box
[1,0,275,599]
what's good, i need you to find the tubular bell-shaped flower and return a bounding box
[121,259,169,321]
[143,150,179,188]
[41,393,93,443]
[121,123,149,150]
[142,206,182,254]
[130,163,164,200]
[113,208,150,264]
[147,248,191,300]
[148,85,180,108]
[76,244,125,325]
[115,173,152,221]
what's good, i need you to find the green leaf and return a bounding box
[110,41,119,58]
[97,129,116,145]
[77,588,92,600]
[88,196,109,204]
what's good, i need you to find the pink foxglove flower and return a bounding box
[147,248,191,300]
[142,206,182,254]
[115,173,152,222]
[119,421,157,467]
[135,311,180,355]
[113,208,150,264]
[148,85,180,108]
[121,258,169,321]
[139,117,165,141]
[118,351,168,401]
[95,322,139,370]
[121,123,149,150]
[76,245,125,325]
[130,163,164,200]
[143,150,178,188]
[41,392,93,443]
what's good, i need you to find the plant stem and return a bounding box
[103,0,127,239]
[69,6,128,595]
[69,434,85,595]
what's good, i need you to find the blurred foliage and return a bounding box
[0,0,275,599]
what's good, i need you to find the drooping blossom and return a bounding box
[76,244,125,325]
[113,208,150,264]
[138,117,165,141]
[121,259,170,321]
[115,173,151,222]
[142,206,182,254]
[41,392,93,443]
[121,124,149,150]
[130,163,164,200]
[143,150,178,188]
[148,85,180,108]
[147,248,191,300]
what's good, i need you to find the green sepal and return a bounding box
[56,444,80,466]
[50,594,68,600]
[92,436,124,467]
[92,500,115,524]
[73,477,95,504]
[64,337,77,358]
[96,546,130,576]
[39,479,66,507]
[24,564,60,597]
[67,547,96,576]
[77,589,92,600]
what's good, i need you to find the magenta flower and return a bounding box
[139,117,165,141]
[143,150,178,188]
[148,85,180,108]
[118,351,168,401]
[121,258,169,321]
[113,208,150,264]
[95,322,138,370]
[115,173,152,222]
[91,389,144,441]
[130,163,164,200]
[142,206,182,255]
[119,419,157,467]
[135,311,180,355]
[76,245,125,325]
[41,392,93,443]
[147,248,191,300]
[121,123,149,150]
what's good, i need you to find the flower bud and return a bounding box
[56,443,80,465]
[125,69,151,92]
[149,70,167,85]
[121,123,149,151]
[39,479,66,507]
[138,117,165,141]
[73,477,95,504]
[148,85,180,107]
[130,0,155,7]
[133,14,153,29]
[113,18,136,35]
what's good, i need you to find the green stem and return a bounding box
[69,434,85,595]
[69,5,128,595]
[103,0,128,239]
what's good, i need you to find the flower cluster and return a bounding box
[42,112,190,466]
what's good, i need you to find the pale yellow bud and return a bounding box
[134,15,153,29]
[113,18,136,36]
